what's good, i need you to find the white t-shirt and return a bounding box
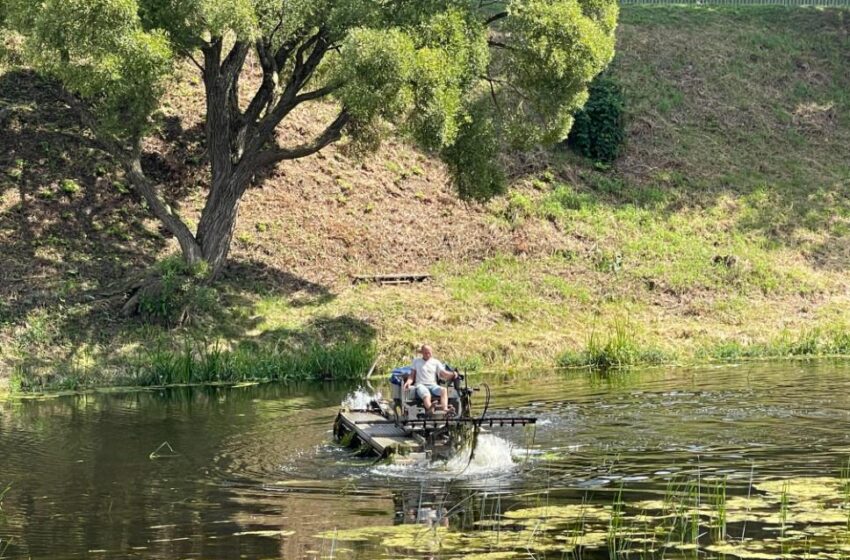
[411,357,444,386]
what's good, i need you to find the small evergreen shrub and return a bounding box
[567,73,625,163]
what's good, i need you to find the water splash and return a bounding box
[341,387,378,410]
[441,434,517,475]
[372,434,518,479]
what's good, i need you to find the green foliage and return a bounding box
[503,181,589,223]
[137,256,217,326]
[7,0,173,141]
[568,72,626,162]
[500,0,618,147]
[537,183,587,220]
[5,0,617,200]
[442,102,505,200]
[407,8,489,150]
[335,28,416,123]
[505,191,534,222]
[60,179,82,195]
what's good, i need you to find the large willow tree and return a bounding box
[4,0,617,277]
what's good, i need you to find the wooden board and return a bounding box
[351,273,431,285]
[337,410,422,455]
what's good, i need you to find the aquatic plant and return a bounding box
[119,338,377,387]
[557,320,671,370]
[311,473,850,559]
[779,481,790,536]
[710,476,727,542]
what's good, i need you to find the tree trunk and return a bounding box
[195,183,241,277]
[195,161,256,277]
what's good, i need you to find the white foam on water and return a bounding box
[441,434,517,476]
[341,387,376,410]
[372,434,518,479]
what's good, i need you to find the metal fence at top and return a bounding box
[620,0,850,5]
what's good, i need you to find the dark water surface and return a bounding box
[2,361,850,559]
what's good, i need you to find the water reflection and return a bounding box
[1,361,850,558]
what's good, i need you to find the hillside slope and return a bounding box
[2,6,850,388]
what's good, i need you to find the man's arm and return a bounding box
[403,367,416,389]
[437,365,457,381]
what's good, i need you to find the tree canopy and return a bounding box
[4,0,618,280]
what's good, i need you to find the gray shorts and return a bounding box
[416,385,443,399]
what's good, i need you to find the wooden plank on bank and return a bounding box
[351,273,431,285]
[337,411,422,455]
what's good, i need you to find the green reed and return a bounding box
[779,481,790,537]
[557,319,671,370]
[607,485,626,559]
[121,338,377,386]
[710,476,727,541]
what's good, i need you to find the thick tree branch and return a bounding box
[221,41,250,82]
[486,11,508,25]
[242,40,279,126]
[56,80,201,264]
[293,83,340,104]
[274,36,300,69]
[124,147,203,263]
[252,29,331,149]
[254,111,350,168]
[203,39,249,181]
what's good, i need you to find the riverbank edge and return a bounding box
[5,329,850,395]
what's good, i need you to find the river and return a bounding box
[2,361,850,558]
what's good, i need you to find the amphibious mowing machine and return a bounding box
[334,366,537,461]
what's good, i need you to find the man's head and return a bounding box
[419,344,433,360]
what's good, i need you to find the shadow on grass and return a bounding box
[0,69,207,325]
[8,256,377,391]
[0,70,376,390]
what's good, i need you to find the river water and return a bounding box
[2,361,850,559]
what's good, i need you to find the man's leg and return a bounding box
[440,387,448,412]
[417,385,433,412]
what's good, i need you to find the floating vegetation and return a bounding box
[232,530,295,538]
[314,474,850,559]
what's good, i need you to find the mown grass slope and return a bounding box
[2,6,850,389]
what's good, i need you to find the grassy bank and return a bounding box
[2,5,850,391]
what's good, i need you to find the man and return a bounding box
[403,344,458,414]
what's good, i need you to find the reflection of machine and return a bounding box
[334,366,536,461]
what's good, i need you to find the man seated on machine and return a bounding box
[402,344,458,415]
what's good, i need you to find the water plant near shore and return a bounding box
[10,338,377,391]
[316,470,850,559]
[557,320,671,370]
